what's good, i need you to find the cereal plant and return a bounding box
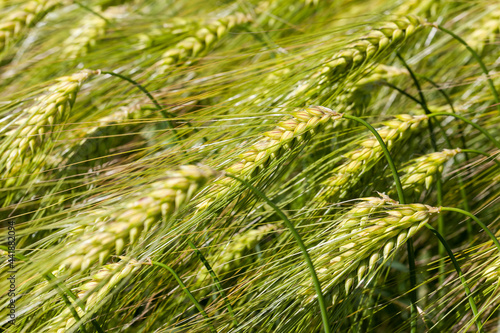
[0,0,499,332]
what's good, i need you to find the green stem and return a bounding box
[414,74,471,152]
[74,1,111,24]
[396,56,441,317]
[188,240,239,327]
[432,24,500,113]
[150,260,217,333]
[423,224,484,332]
[395,53,439,150]
[406,237,418,333]
[225,174,331,333]
[439,207,500,253]
[342,115,405,203]
[0,246,103,333]
[427,112,500,149]
[382,81,421,104]
[99,71,176,123]
[436,173,445,296]
[382,77,473,235]
[342,114,418,331]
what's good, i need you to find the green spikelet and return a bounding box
[197,106,343,210]
[48,259,140,332]
[133,17,202,50]
[61,103,156,175]
[301,196,438,305]
[335,64,408,114]
[466,6,500,53]
[196,224,279,284]
[61,165,216,272]
[294,16,425,99]
[154,12,253,74]
[0,70,96,188]
[398,148,461,197]
[60,6,127,59]
[0,0,63,52]
[321,114,428,201]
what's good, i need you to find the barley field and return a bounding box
[0,0,499,332]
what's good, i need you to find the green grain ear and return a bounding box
[2,2,500,333]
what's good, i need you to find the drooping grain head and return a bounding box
[61,6,128,59]
[398,148,461,197]
[0,69,96,185]
[319,15,425,80]
[394,0,444,18]
[465,7,500,53]
[0,0,63,52]
[61,165,217,272]
[154,12,253,74]
[195,224,279,285]
[60,103,155,176]
[134,17,201,50]
[49,259,140,333]
[321,114,428,201]
[197,106,343,210]
[300,197,438,306]
[334,64,408,115]
[294,16,425,99]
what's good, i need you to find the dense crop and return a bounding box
[0,0,499,332]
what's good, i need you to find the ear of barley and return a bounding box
[300,197,438,305]
[318,16,424,80]
[465,7,500,53]
[0,0,63,52]
[61,103,155,175]
[61,6,127,59]
[197,106,343,210]
[244,67,293,106]
[134,17,202,50]
[48,259,140,333]
[254,0,319,30]
[61,165,216,272]
[0,69,96,187]
[196,224,279,285]
[293,16,425,99]
[154,12,253,74]
[397,148,461,197]
[354,64,408,86]
[321,114,428,201]
[394,0,443,17]
[334,64,408,115]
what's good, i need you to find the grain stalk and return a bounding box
[0,69,96,190]
[61,165,216,272]
[300,197,438,305]
[320,114,428,201]
[0,0,64,53]
[48,259,140,333]
[294,15,425,99]
[197,106,343,210]
[153,12,253,74]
